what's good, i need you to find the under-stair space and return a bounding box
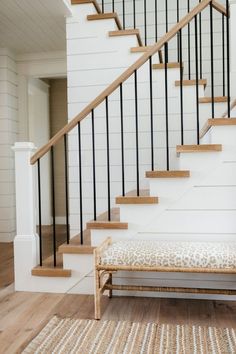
[12,0,236,298]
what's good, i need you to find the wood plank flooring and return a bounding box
[0,243,14,289]
[1,290,236,353]
[1,244,236,353]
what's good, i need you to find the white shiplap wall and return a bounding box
[0,49,18,242]
[98,0,227,96]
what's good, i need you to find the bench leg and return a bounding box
[94,267,101,320]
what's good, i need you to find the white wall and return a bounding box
[28,78,51,225]
[0,48,18,242]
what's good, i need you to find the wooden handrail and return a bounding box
[31,0,226,164]
[212,0,228,16]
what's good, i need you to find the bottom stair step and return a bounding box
[176,144,222,153]
[31,267,72,277]
[58,244,95,254]
[146,170,190,178]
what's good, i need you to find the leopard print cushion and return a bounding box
[100,240,236,269]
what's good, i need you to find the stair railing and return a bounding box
[29,0,230,266]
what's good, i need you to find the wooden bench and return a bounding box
[94,237,236,319]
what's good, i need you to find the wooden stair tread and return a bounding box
[199,96,228,104]
[200,118,236,139]
[116,196,159,204]
[153,62,183,70]
[87,13,122,30]
[146,170,190,178]
[32,267,71,277]
[58,244,95,254]
[175,79,207,87]
[176,144,222,153]
[109,29,142,46]
[71,0,101,13]
[87,221,128,229]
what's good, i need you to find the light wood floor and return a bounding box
[1,244,236,353]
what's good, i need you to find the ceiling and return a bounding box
[0,0,71,54]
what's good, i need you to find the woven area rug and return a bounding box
[23,316,236,353]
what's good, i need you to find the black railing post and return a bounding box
[155,0,158,42]
[226,0,230,117]
[187,0,191,79]
[122,0,125,29]
[165,0,169,62]
[50,147,57,267]
[199,0,203,79]
[78,123,83,244]
[133,0,136,28]
[222,14,226,97]
[149,57,154,171]
[164,43,170,171]
[210,2,215,118]
[195,16,200,144]
[105,97,111,220]
[64,135,70,245]
[177,0,180,62]
[37,159,42,266]
[120,84,125,197]
[91,109,97,221]
[179,28,184,145]
[134,70,140,195]
[144,0,147,46]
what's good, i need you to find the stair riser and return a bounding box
[199,102,227,130]
[63,254,93,280]
[119,204,163,226]
[203,126,236,158]
[69,3,97,19]
[90,229,137,246]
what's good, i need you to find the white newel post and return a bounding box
[230,0,236,97]
[12,142,39,291]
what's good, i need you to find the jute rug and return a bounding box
[23,316,236,353]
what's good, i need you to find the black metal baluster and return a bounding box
[133,0,136,28]
[199,0,203,79]
[122,0,125,29]
[78,123,83,244]
[149,57,154,170]
[64,135,69,244]
[155,0,158,42]
[165,0,168,62]
[195,16,200,144]
[226,0,230,117]
[134,70,140,195]
[164,43,170,170]
[210,2,215,118]
[120,84,125,197]
[105,97,111,220]
[179,28,184,145]
[101,0,104,13]
[187,0,191,79]
[112,0,114,13]
[37,159,42,266]
[50,147,56,267]
[222,14,225,97]
[91,109,97,221]
[177,0,180,63]
[144,0,147,46]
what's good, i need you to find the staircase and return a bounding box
[13,0,236,298]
